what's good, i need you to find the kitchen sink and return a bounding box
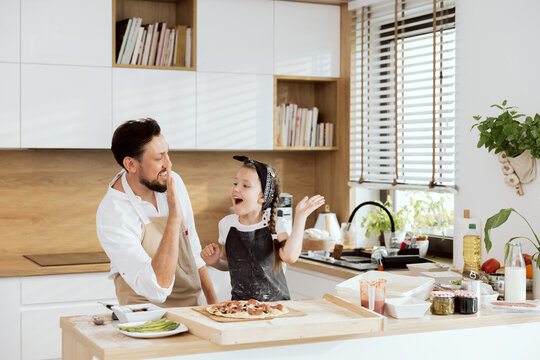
[299,248,433,271]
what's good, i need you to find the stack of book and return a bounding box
[116,17,191,67]
[275,103,334,147]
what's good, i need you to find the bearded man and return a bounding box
[97,118,216,306]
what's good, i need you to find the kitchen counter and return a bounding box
[61,302,540,360]
[0,254,110,277]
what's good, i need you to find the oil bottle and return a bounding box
[462,209,482,271]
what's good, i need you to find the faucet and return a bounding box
[345,201,395,234]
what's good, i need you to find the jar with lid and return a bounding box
[454,290,478,314]
[431,291,455,315]
[505,241,526,302]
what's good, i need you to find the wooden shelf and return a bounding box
[274,75,339,150]
[274,146,338,151]
[112,0,196,69]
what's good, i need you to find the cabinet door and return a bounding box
[113,68,197,150]
[21,0,111,66]
[21,64,112,149]
[196,72,273,150]
[274,1,340,78]
[197,0,273,74]
[285,266,342,300]
[0,0,20,62]
[0,277,21,360]
[0,62,20,148]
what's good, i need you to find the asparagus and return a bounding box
[117,319,180,333]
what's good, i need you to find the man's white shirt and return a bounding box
[96,170,204,303]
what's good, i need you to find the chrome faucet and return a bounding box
[345,201,395,234]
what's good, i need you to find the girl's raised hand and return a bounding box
[295,195,325,218]
[200,243,220,266]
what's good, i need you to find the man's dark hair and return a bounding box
[111,118,161,169]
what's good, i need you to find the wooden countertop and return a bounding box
[60,302,540,360]
[0,254,110,277]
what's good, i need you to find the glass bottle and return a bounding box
[463,223,482,271]
[504,241,526,302]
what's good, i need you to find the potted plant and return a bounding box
[360,195,408,248]
[471,100,540,195]
[484,208,540,299]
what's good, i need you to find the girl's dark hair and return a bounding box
[240,162,284,272]
[111,118,161,168]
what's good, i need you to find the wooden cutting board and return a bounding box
[167,294,386,345]
[24,252,110,266]
[191,304,306,322]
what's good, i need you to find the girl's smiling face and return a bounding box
[231,167,264,218]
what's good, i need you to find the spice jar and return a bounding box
[431,291,455,315]
[454,290,478,314]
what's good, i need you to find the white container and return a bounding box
[112,303,166,324]
[406,262,450,276]
[420,271,462,285]
[335,271,435,301]
[384,297,431,319]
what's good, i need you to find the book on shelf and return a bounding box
[148,22,160,66]
[275,103,333,147]
[186,27,192,68]
[155,22,168,66]
[130,27,145,65]
[174,25,188,67]
[121,17,142,64]
[116,18,132,64]
[141,24,154,66]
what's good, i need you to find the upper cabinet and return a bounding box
[113,68,197,149]
[0,0,20,63]
[274,1,340,78]
[196,72,273,150]
[0,63,20,148]
[21,64,112,149]
[21,0,111,66]
[197,0,273,74]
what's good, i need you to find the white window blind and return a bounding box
[350,0,456,190]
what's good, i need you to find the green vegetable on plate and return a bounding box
[117,319,180,333]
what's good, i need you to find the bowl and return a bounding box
[407,262,450,276]
[384,297,431,319]
[111,303,166,324]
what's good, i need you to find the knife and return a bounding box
[98,301,119,320]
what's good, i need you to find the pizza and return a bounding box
[206,299,289,319]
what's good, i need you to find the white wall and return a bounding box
[455,0,540,268]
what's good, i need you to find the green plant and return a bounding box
[360,195,408,238]
[471,100,540,158]
[409,194,453,239]
[484,208,540,269]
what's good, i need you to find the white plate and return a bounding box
[116,321,188,338]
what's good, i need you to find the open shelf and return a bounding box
[274,76,339,150]
[112,0,196,69]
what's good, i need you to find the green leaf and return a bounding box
[473,115,481,121]
[491,104,503,110]
[502,100,507,106]
[484,208,513,252]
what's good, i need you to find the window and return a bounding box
[348,0,456,255]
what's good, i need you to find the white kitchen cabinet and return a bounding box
[21,64,112,149]
[112,68,197,149]
[196,72,273,150]
[0,0,20,63]
[0,278,21,360]
[206,266,232,303]
[0,62,20,148]
[274,1,340,78]
[21,0,111,67]
[285,266,342,300]
[197,0,273,74]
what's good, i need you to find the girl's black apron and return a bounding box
[225,226,290,301]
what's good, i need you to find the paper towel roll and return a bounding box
[453,217,482,271]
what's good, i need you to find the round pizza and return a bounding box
[206,299,289,319]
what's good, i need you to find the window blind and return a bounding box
[349,0,456,190]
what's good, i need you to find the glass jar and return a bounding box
[505,241,526,302]
[431,291,455,315]
[454,290,478,314]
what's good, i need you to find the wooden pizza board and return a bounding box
[166,294,386,345]
[191,304,306,322]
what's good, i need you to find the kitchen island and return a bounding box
[61,298,540,360]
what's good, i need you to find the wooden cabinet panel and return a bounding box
[196,72,273,150]
[0,62,20,148]
[21,64,112,149]
[21,272,116,305]
[21,0,111,66]
[197,0,273,74]
[274,1,340,77]
[113,68,197,149]
[0,0,20,62]
[0,278,21,360]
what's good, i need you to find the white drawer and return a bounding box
[21,272,116,305]
[285,267,342,300]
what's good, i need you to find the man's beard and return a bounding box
[139,173,167,193]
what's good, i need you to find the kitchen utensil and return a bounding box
[314,205,341,242]
[98,301,119,320]
[359,278,386,314]
[488,273,505,297]
[384,297,431,319]
[111,303,166,324]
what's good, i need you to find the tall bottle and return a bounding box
[463,223,482,272]
[505,241,526,302]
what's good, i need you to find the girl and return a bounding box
[201,155,324,302]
